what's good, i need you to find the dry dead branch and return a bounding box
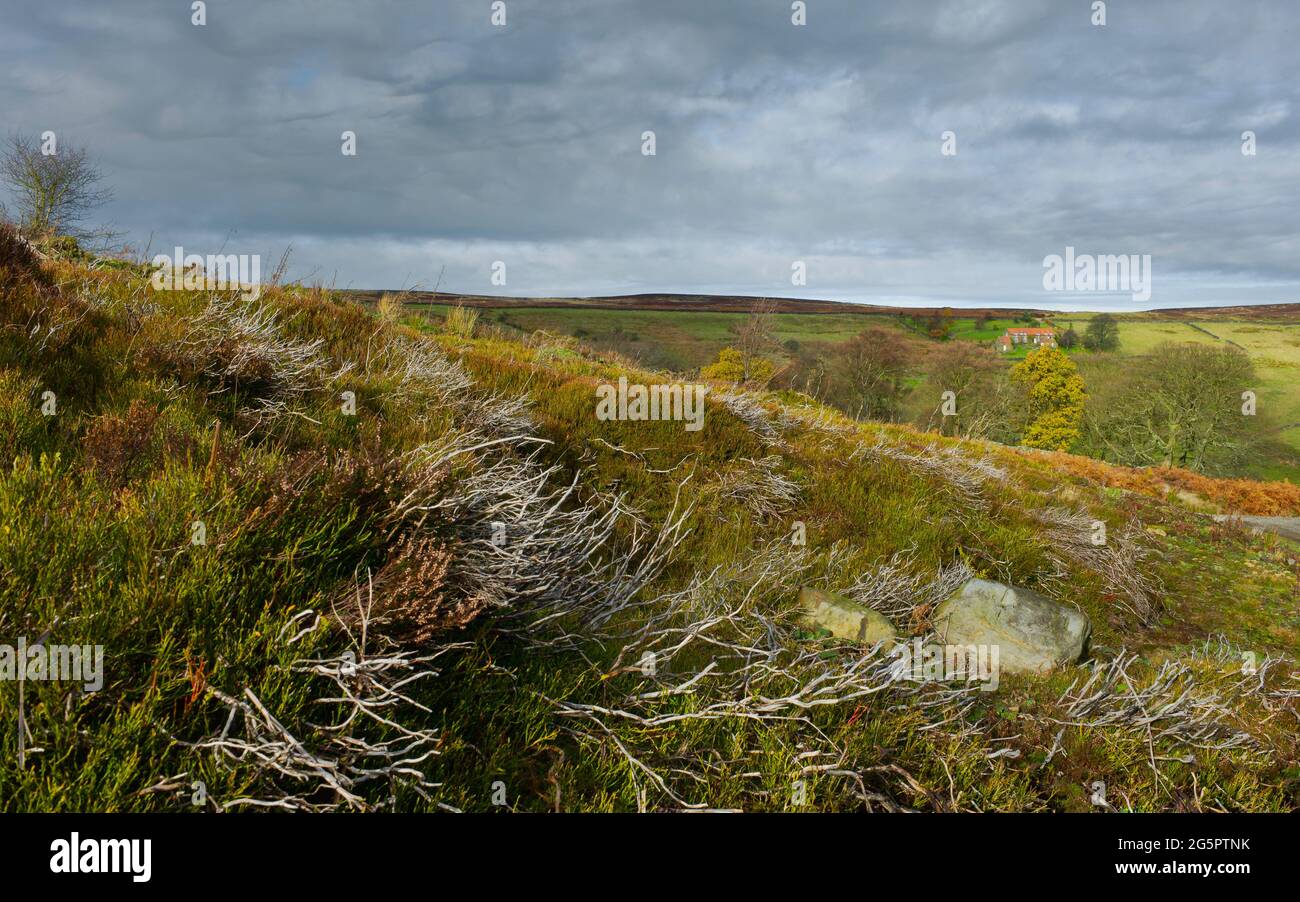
[1051,651,1261,754]
[176,595,466,812]
[549,541,987,811]
[713,455,801,517]
[1031,506,1162,626]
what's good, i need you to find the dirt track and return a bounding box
[1214,515,1300,542]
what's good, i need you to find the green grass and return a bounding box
[949,317,1024,342]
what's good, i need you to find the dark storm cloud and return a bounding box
[2,0,1298,307]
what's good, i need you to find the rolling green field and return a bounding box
[413,303,1034,368]
[406,300,1300,480]
[415,303,909,371]
[948,318,1022,342]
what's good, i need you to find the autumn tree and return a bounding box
[924,307,953,340]
[702,346,775,384]
[714,297,781,382]
[1010,345,1086,451]
[772,342,830,401]
[831,327,913,421]
[915,341,1023,441]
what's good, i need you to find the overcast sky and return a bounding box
[3,0,1298,309]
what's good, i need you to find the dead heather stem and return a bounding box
[177,596,466,812]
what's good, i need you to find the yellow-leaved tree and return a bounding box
[701,346,775,384]
[1010,345,1085,451]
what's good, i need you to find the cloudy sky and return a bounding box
[3,0,1298,309]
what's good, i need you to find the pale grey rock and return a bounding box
[932,579,1090,674]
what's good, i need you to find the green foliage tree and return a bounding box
[1058,325,1079,349]
[1010,345,1086,451]
[1083,313,1120,351]
[1077,342,1260,473]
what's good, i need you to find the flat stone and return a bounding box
[800,587,897,646]
[932,579,1091,674]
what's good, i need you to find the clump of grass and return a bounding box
[0,368,53,462]
[354,533,463,641]
[0,221,52,290]
[0,221,107,394]
[377,292,404,324]
[443,303,478,339]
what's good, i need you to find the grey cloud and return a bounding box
[1,0,1297,308]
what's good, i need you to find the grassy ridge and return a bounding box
[1,234,1297,812]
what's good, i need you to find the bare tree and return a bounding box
[832,327,913,421]
[917,340,1024,440]
[732,297,779,380]
[1,133,113,239]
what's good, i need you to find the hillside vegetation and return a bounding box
[408,299,1300,481]
[2,228,1298,812]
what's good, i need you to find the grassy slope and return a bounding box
[2,240,1298,812]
